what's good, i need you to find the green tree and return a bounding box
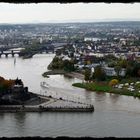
[48,56,63,70]
[84,68,91,82]
[126,65,133,77]
[133,63,140,77]
[63,59,75,72]
[94,66,106,81]
[118,59,128,68]
[114,65,121,77]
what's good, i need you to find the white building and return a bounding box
[103,66,126,76]
[84,37,101,42]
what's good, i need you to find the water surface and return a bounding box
[0,54,140,137]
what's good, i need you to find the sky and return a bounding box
[0,3,140,23]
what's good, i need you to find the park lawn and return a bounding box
[72,82,111,92]
[72,82,140,98]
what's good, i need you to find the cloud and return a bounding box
[0,3,139,23]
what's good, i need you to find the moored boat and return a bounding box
[40,81,49,88]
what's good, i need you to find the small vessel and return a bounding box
[40,81,49,88]
[14,57,16,65]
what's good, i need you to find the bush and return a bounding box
[94,66,106,81]
[135,83,140,89]
[109,79,119,87]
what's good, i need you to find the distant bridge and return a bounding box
[0,50,21,58]
[0,44,66,58]
[0,49,55,58]
[0,42,67,58]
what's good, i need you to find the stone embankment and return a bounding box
[0,106,94,113]
[0,94,94,113]
[64,72,84,80]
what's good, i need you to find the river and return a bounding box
[0,54,140,137]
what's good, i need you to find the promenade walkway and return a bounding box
[0,92,94,112]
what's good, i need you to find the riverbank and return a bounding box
[72,82,140,98]
[64,72,84,80]
[0,93,94,113]
[0,106,94,113]
[42,70,66,77]
[42,70,85,80]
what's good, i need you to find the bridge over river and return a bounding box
[0,50,21,58]
[0,48,55,58]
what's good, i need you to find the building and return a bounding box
[103,66,126,76]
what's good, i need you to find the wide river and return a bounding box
[0,54,140,137]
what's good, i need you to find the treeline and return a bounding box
[20,42,40,56]
[84,60,140,82]
[48,56,75,72]
[84,66,106,82]
[108,58,140,78]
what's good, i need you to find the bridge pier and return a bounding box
[11,50,14,57]
[5,54,8,58]
[18,53,22,57]
[12,53,14,57]
[0,50,21,58]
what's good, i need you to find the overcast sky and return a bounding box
[0,3,140,23]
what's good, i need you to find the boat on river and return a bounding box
[14,57,16,65]
[40,81,49,88]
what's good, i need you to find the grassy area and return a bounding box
[72,82,140,98]
[72,82,111,92]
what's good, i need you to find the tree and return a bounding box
[63,59,75,72]
[126,65,133,77]
[114,65,121,77]
[133,63,140,77]
[137,69,140,77]
[108,62,115,67]
[104,54,117,62]
[118,59,128,68]
[0,76,5,84]
[109,79,119,87]
[2,80,15,89]
[84,68,91,82]
[48,56,63,70]
[94,66,106,81]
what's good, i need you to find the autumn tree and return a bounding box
[0,76,5,84]
[2,80,14,89]
[0,77,15,92]
[109,79,119,87]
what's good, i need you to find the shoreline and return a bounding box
[72,82,140,98]
[0,93,94,113]
[64,72,84,80]
[42,70,66,77]
[42,70,84,80]
[0,106,94,113]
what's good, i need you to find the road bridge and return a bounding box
[0,48,55,58]
[0,50,21,58]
